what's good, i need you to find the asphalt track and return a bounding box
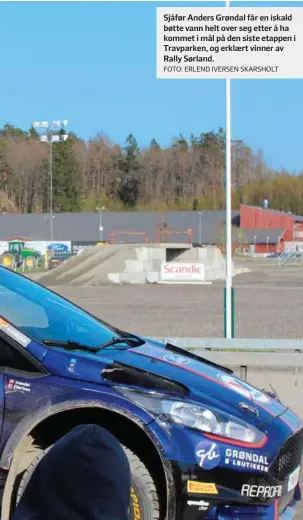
[42,265,303,517]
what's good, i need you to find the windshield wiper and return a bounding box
[98,335,145,350]
[43,340,100,353]
[43,335,144,353]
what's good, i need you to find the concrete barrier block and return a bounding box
[136,247,166,261]
[146,271,160,283]
[125,259,154,272]
[107,273,121,284]
[135,248,150,261]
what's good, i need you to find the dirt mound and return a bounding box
[38,245,139,287]
[37,244,252,287]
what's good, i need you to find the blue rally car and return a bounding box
[0,267,301,520]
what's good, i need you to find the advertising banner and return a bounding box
[47,242,72,257]
[71,242,98,255]
[160,262,205,282]
[0,240,71,269]
[0,240,71,256]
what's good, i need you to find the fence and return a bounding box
[156,228,192,244]
[152,337,303,351]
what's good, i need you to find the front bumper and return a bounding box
[159,423,303,520]
[179,483,301,520]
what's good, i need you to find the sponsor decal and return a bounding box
[187,481,218,495]
[241,484,282,498]
[195,441,221,470]
[217,374,270,404]
[68,358,76,373]
[288,466,300,492]
[163,264,203,274]
[7,379,31,392]
[48,243,69,252]
[130,487,140,520]
[163,354,190,365]
[224,448,269,473]
[71,242,97,255]
[187,500,209,511]
[7,379,15,390]
[0,319,30,348]
[160,262,205,282]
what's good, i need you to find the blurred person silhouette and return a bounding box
[12,424,131,520]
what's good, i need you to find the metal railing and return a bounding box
[278,251,303,267]
[151,337,303,352]
[150,337,303,382]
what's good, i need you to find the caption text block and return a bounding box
[157,8,303,79]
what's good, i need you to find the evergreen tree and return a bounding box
[53,136,81,211]
[0,123,28,139]
[123,133,140,173]
[118,134,140,207]
[172,133,188,151]
[150,138,161,150]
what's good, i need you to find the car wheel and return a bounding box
[16,444,160,520]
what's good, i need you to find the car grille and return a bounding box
[269,427,303,481]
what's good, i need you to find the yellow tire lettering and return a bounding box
[130,488,141,520]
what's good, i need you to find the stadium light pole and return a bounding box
[224,0,233,339]
[198,211,203,245]
[97,206,106,242]
[33,120,69,243]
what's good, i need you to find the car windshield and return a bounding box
[0,267,122,349]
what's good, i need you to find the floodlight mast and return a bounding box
[225,0,233,339]
[33,120,69,244]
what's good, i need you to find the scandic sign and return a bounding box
[160,262,205,281]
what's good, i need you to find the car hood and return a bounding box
[108,341,290,427]
[41,339,301,433]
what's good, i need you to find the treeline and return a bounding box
[0,123,302,214]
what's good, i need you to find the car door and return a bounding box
[0,344,4,443]
[0,330,50,455]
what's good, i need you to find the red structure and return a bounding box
[156,228,193,244]
[240,205,303,254]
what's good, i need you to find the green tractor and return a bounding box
[0,240,41,270]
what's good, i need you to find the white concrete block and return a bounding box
[146,272,160,283]
[107,273,121,284]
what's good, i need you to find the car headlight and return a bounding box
[115,387,266,445]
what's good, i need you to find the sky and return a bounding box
[0,1,302,172]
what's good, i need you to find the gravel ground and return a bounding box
[51,266,303,339]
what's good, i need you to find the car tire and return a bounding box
[16,444,160,520]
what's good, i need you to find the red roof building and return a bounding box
[240,205,303,253]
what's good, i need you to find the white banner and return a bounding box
[160,262,205,282]
[0,240,71,256]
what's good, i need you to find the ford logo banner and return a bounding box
[47,243,69,252]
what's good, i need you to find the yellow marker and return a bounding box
[187,481,218,495]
